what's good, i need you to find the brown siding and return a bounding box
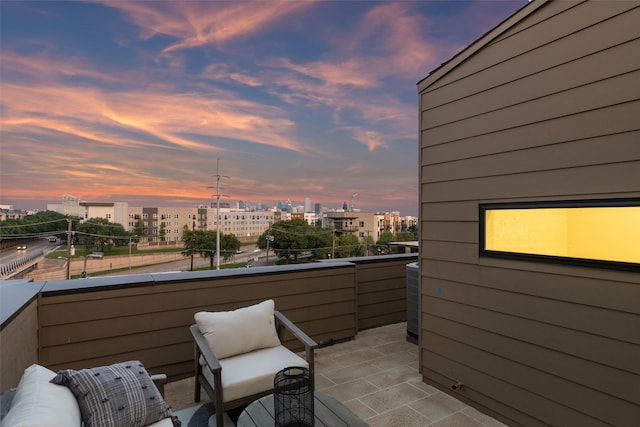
[353,256,416,330]
[39,263,358,380]
[418,1,640,426]
[0,298,38,390]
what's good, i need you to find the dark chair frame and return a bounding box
[191,310,317,427]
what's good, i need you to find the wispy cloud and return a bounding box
[99,0,313,53]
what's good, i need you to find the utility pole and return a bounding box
[366,230,370,256]
[265,225,274,265]
[331,227,335,259]
[207,158,230,270]
[215,159,221,270]
[190,221,195,271]
[65,219,72,280]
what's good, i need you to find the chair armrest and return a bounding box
[150,374,167,398]
[189,324,222,374]
[275,311,318,372]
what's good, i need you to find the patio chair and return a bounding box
[191,299,317,427]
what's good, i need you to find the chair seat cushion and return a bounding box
[202,345,308,403]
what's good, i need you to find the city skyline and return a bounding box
[0,1,527,217]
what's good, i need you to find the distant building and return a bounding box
[0,206,27,221]
[47,194,86,218]
[79,201,128,226]
[322,210,378,242]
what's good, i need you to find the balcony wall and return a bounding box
[333,254,416,330]
[1,254,417,389]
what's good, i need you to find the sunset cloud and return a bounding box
[0,0,526,214]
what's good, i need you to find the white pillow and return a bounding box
[195,299,281,359]
[2,364,81,427]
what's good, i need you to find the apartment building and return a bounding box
[321,210,379,242]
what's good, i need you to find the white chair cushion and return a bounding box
[195,300,281,359]
[202,345,308,403]
[2,364,81,427]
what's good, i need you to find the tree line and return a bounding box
[255,218,417,263]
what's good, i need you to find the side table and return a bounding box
[237,391,369,427]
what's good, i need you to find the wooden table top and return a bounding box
[237,391,369,427]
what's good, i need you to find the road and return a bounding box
[1,239,52,265]
[1,241,273,279]
[0,238,61,276]
[106,247,271,276]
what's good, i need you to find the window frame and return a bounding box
[479,198,640,272]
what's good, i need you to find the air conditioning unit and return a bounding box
[406,262,419,344]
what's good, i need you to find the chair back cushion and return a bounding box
[195,299,281,359]
[1,364,81,427]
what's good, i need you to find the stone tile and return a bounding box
[343,398,379,420]
[366,406,429,427]
[323,361,382,384]
[314,353,344,372]
[359,382,427,413]
[406,379,440,396]
[358,331,401,345]
[317,339,361,357]
[353,333,388,348]
[322,378,380,402]
[369,350,418,370]
[430,412,487,427]
[332,348,386,367]
[374,339,419,355]
[313,373,336,391]
[365,364,422,389]
[408,392,467,423]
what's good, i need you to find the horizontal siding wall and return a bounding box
[350,254,417,331]
[0,298,38,391]
[38,263,358,381]
[418,1,640,426]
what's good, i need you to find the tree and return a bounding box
[133,218,145,241]
[257,219,332,262]
[159,222,167,241]
[335,233,363,258]
[375,230,395,255]
[408,224,419,240]
[0,210,70,241]
[76,218,128,252]
[377,230,395,245]
[181,228,241,269]
[396,231,415,242]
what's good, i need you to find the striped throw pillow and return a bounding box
[50,361,179,427]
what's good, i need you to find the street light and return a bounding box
[81,252,103,278]
[265,234,274,265]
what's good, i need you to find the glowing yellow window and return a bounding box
[480,200,640,270]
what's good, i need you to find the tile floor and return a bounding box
[165,322,508,427]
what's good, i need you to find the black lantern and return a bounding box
[274,367,314,427]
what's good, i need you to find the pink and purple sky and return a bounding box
[1,0,526,216]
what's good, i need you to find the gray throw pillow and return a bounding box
[50,360,179,427]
